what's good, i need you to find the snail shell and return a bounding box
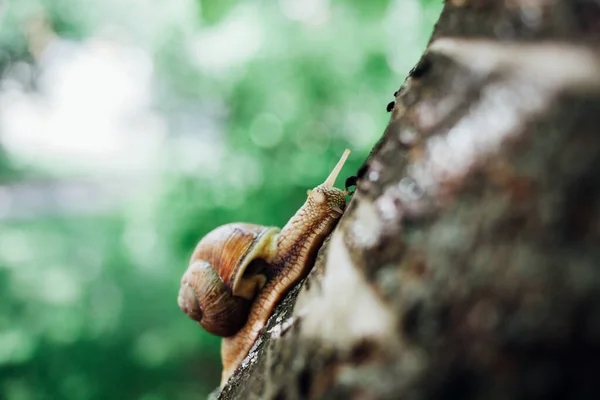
[178,223,280,337]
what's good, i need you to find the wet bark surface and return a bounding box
[217,0,600,398]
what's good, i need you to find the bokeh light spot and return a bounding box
[40,268,80,305]
[250,113,283,148]
[133,330,169,368]
[0,329,35,365]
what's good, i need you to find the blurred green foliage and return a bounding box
[0,0,441,398]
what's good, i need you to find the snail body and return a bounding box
[178,150,351,386]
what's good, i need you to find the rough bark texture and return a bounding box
[215,0,600,398]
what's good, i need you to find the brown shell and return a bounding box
[178,261,251,336]
[179,223,280,337]
[189,223,279,298]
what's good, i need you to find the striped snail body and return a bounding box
[178,149,351,387]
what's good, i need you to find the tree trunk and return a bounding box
[217,0,600,398]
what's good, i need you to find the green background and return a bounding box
[0,0,441,398]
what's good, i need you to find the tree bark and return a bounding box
[216,0,600,398]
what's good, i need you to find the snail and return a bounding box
[178,149,351,387]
